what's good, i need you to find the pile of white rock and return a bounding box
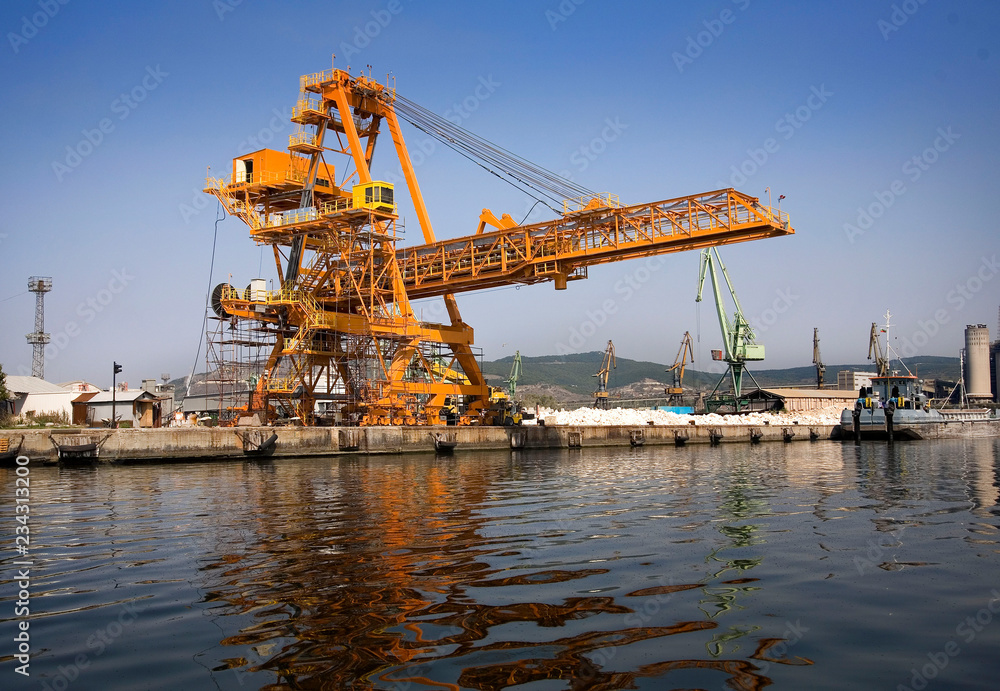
[528,405,844,427]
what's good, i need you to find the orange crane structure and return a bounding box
[204,65,794,426]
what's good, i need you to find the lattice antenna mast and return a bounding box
[26,276,52,379]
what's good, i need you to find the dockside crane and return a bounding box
[204,64,794,426]
[665,331,694,403]
[868,321,890,378]
[695,248,765,412]
[507,351,522,400]
[593,340,616,409]
[813,327,826,389]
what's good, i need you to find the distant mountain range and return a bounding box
[173,352,961,404]
[481,351,961,396]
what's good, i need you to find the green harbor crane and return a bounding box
[507,351,522,400]
[696,248,765,413]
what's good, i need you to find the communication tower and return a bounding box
[26,276,52,379]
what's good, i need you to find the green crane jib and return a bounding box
[507,351,522,399]
[696,248,765,413]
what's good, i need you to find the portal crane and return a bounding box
[813,327,826,389]
[868,321,890,378]
[507,351,522,400]
[205,64,794,426]
[665,331,694,402]
[695,248,765,412]
[593,340,616,409]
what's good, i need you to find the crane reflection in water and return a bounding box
[197,452,813,689]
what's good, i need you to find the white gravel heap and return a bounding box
[529,404,844,427]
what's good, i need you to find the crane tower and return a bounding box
[26,276,52,379]
[204,65,794,426]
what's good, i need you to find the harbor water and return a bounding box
[2,439,999,689]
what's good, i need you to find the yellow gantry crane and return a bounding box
[205,64,794,426]
[593,340,617,409]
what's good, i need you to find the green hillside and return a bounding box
[482,352,962,394]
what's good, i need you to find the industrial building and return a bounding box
[5,376,78,420]
[83,390,164,428]
[837,370,876,392]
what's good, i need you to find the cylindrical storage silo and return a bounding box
[964,324,991,398]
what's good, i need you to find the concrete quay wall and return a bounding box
[4,423,840,464]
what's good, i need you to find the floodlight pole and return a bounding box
[112,362,122,428]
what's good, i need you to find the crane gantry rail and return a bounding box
[204,65,794,426]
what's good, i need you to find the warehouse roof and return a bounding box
[761,388,858,399]
[5,376,69,394]
[86,390,161,404]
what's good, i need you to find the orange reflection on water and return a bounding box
[197,454,814,689]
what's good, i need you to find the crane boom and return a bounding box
[396,189,791,299]
[813,327,826,389]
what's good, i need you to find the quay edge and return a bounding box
[4,424,842,464]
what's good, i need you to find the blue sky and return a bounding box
[1,0,998,387]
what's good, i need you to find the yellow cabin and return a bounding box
[352,181,395,213]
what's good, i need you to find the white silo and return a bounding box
[964,324,991,400]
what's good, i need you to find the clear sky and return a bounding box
[1,0,998,388]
